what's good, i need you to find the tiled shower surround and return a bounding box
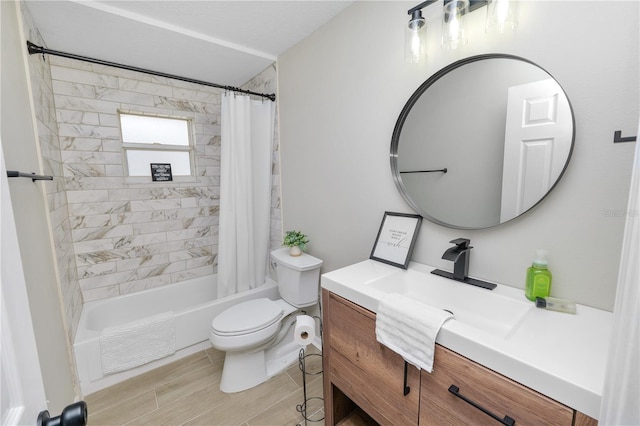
[53,57,222,303]
[54,59,281,303]
[22,2,282,341]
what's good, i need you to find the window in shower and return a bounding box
[119,112,195,180]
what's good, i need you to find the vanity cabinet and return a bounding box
[420,345,573,425]
[322,290,598,426]
[322,290,420,425]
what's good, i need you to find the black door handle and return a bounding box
[37,400,87,426]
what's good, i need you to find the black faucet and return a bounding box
[441,238,472,281]
[431,238,497,290]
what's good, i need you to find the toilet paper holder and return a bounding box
[296,347,324,425]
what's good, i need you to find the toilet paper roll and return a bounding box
[294,315,316,346]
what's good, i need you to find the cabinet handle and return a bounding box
[448,385,516,426]
[403,361,410,396]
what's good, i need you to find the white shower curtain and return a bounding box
[217,94,275,297]
[598,118,640,424]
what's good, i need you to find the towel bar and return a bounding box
[613,131,637,143]
[7,170,53,182]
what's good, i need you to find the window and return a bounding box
[119,112,194,178]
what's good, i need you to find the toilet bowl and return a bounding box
[209,248,323,393]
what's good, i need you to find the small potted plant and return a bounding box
[283,230,309,257]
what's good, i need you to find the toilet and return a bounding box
[209,247,323,393]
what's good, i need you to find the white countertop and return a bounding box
[321,259,613,419]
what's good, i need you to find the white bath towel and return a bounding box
[100,311,176,375]
[375,293,453,373]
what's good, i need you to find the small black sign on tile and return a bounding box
[150,163,173,182]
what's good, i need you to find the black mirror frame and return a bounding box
[390,53,576,230]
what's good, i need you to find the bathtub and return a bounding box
[74,274,279,395]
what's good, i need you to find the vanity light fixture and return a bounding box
[442,0,470,50]
[485,0,519,33]
[405,6,428,63]
[404,0,518,62]
[405,0,437,63]
[405,0,485,61]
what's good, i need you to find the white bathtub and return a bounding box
[74,274,279,395]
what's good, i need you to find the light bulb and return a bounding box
[486,0,519,33]
[442,0,469,50]
[405,10,427,63]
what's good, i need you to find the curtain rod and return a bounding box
[26,41,276,102]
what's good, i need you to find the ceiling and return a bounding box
[23,1,354,88]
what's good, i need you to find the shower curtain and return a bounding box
[598,118,639,424]
[217,94,275,297]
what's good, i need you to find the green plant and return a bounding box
[283,230,309,249]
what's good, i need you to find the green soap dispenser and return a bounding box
[525,249,552,301]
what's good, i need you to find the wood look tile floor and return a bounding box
[85,346,325,426]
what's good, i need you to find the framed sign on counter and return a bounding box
[370,211,422,269]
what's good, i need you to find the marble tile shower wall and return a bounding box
[49,57,223,303]
[21,5,83,344]
[48,57,282,304]
[51,57,220,302]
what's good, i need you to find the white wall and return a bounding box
[278,1,639,311]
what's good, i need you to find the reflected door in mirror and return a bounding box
[500,79,573,221]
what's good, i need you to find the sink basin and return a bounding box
[366,268,532,339]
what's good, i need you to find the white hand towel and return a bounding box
[376,293,453,373]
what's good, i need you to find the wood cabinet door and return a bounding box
[419,345,573,426]
[573,411,598,426]
[323,291,420,425]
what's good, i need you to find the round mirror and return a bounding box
[391,54,575,229]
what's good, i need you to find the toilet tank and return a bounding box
[271,248,323,308]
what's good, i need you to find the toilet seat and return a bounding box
[212,298,283,335]
[210,298,284,351]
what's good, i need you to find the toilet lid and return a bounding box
[211,298,284,335]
